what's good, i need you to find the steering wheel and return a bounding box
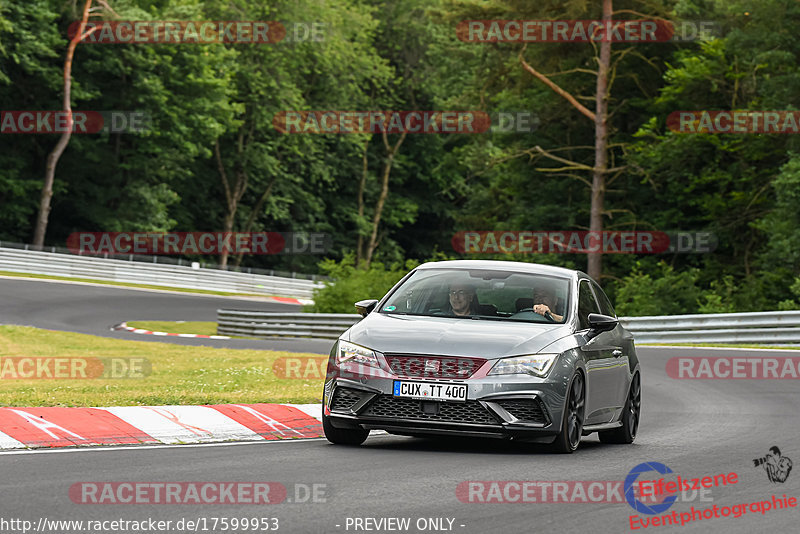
[515,308,556,322]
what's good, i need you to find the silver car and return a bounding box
[321,260,641,453]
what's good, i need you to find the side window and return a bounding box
[578,280,601,330]
[592,282,616,318]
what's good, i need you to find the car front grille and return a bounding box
[495,399,549,424]
[361,396,500,425]
[330,387,366,412]
[384,354,486,379]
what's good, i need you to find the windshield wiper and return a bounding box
[445,315,510,321]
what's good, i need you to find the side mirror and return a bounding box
[355,299,379,317]
[587,313,618,333]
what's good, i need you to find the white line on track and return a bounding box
[0,437,331,456]
[0,429,393,456]
[0,274,297,302]
[640,345,800,352]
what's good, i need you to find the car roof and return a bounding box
[415,260,583,280]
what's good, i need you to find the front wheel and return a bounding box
[599,372,640,444]
[322,413,369,446]
[551,372,585,453]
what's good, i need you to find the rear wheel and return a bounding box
[322,412,369,446]
[551,372,585,453]
[599,372,640,444]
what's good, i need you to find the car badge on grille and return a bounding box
[424,359,441,372]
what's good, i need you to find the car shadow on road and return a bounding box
[357,433,609,455]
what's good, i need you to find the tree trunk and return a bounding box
[33,0,95,248]
[215,124,252,269]
[364,131,406,267]
[220,212,235,268]
[587,0,612,281]
[517,1,615,281]
[215,139,247,269]
[355,137,369,267]
[233,177,276,268]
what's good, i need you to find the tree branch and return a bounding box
[519,45,596,122]
[606,168,627,186]
[532,145,594,171]
[545,172,593,188]
[93,0,119,17]
[543,67,598,77]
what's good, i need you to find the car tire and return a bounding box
[322,413,369,446]
[550,371,585,454]
[599,372,640,444]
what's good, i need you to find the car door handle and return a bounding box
[612,350,623,357]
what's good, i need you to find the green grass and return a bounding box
[0,325,328,406]
[642,343,800,349]
[126,321,218,336]
[0,270,277,298]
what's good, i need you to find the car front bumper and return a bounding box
[323,366,570,442]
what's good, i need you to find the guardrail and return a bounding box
[620,311,800,344]
[0,246,323,299]
[217,310,360,338]
[216,309,800,344]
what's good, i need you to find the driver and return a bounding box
[447,281,478,317]
[533,284,563,322]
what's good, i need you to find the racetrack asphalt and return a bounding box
[0,276,333,353]
[1,277,799,533]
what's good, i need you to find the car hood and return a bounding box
[345,313,573,359]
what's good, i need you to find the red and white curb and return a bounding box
[113,322,231,339]
[0,403,323,450]
[268,296,314,306]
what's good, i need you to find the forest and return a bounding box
[2,0,800,314]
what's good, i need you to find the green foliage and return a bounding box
[697,276,738,314]
[754,154,800,278]
[777,279,800,311]
[308,255,418,313]
[613,263,703,316]
[3,0,800,315]
[612,263,783,316]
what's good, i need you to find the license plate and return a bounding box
[393,380,468,402]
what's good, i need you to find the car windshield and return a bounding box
[379,268,570,323]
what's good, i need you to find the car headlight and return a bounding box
[336,340,381,368]
[489,354,558,377]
